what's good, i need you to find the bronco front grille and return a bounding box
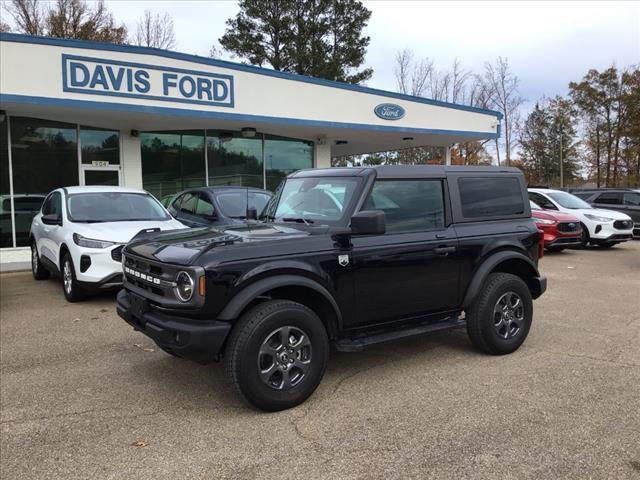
[557,222,580,233]
[613,220,633,230]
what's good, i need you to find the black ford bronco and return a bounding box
[117,166,546,411]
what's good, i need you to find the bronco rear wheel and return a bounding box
[225,300,329,411]
[466,273,533,355]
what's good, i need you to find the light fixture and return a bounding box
[403,136,414,141]
[130,129,139,137]
[336,140,348,145]
[241,127,257,138]
[0,110,6,123]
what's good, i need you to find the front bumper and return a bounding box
[116,289,231,364]
[72,244,124,285]
[588,222,633,241]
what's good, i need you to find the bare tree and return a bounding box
[394,48,433,96]
[209,43,221,59]
[5,0,126,43]
[5,0,46,35]
[133,10,176,50]
[483,57,525,166]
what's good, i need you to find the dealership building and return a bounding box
[0,32,501,268]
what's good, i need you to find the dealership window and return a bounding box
[207,132,263,188]
[80,127,119,165]
[265,135,314,191]
[459,177,525,218]
[141,131,206,202]
[9,117,78,246]
[363,179,444,233]
[1,119,12,247]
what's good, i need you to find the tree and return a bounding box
[5,0,127,43]
[133,10,176,50]
[570,65,639,187]
[518,96,580,186]
[219,0,373,84]
[4,0,45,35]
[483,57,524,166]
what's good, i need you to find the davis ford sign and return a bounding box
[374,103,405,120]
[62,54,234,107]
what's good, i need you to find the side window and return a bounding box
[169,194,183,211]
[528,192,556,210]
[595,192,622,205]
[179,193,198,214]
[572,192,593,200]
[41,192,61,216]
[363,179,444,234]
[623,192,640,206]
[41,194,54,215]
[459,177,525,218]
[195,193,215,217]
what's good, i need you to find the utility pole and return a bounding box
[559,130,563,188]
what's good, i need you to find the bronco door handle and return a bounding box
[434,246,456,255]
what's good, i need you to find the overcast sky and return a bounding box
[3,1,638,108]
[102,0,639,109]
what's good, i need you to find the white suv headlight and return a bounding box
[584,214,614,223]
[73,233,116,249]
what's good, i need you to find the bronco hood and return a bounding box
[126,222,312,264]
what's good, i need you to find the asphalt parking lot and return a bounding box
[1,242,639,479]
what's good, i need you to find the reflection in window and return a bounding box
[81,127,119,165]
[10,117,78,246]
[265,135,314,191]
[1,119,13,247]
[141,131,205,200]
[364,180,444,233]
[207,132,263,188]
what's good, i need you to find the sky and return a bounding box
[99,0,640,111]
[2,0,639,108]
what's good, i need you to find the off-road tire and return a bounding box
[466,273,533,355]
[225,299,329,412]
[31,242,50,280]
[61,253,85,302]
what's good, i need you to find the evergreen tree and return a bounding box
[219,0,373,84]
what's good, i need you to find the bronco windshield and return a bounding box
[67,192,170,223]
[266,177,360,224]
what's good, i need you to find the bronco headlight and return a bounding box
[73,233,115,249]
[584,214,614,223]
[175,271,195,302]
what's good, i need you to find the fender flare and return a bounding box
[217,274,342,325]
[462,250,540,308]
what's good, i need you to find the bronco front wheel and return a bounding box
[224,300,329,411]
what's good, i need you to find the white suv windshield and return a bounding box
[67,192,169,223]
[273,177,360,224]
[546,192,592,209]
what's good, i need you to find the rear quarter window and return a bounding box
[458,177,525,218]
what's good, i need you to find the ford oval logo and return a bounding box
[374,103,405,120]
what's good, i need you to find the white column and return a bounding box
[314,142,332,169]
[121,132,143,188]
[445,146,452,166]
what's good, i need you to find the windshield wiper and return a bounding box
[281,217,314,225]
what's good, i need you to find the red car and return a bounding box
[530,201,582,251]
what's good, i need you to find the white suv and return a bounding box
[528,188,634,248]
[30,186,185,301]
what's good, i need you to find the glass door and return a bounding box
[82,166,121,186]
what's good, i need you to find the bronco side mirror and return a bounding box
[350,210,385,235]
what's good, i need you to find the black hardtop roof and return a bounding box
[180,186,271,194]
[290,165,522,179]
